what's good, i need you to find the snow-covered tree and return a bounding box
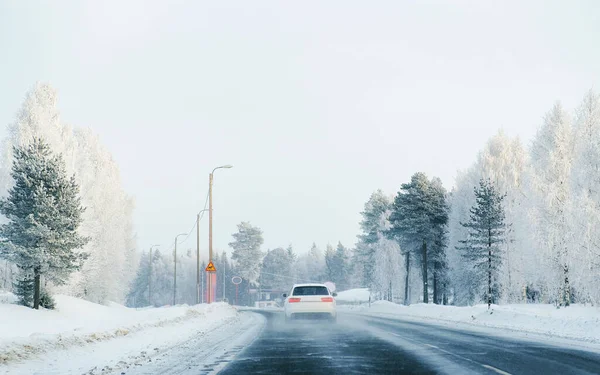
[0,139,88,309]
[294,243,325,284]
[324,242,350,291]
[388,172,449,304]
[126,251,151,307]
[67,128,136,304]
[428,177,450,304]
[374,235,403,302]
[447,130,529,304]
[259,248,294,290]
[530,103,574,307]
[0,84,136,305]
[569,90,600,304]
[229,222,264,285]
[458,179,507,309]
[356,190,392,289]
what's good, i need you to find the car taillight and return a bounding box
[321,297,334,302]
[288,297,301,303]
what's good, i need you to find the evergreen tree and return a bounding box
[356,190,392,289]
[229,222,264,285]
[295,243,325,284]
[286,245,297,283]
[324,244,336,284]
[126,251,151,307]
[1,84,136,305]
[259,248,294,290]
[458,179,507,309]
[0,139,88,309]
[151,249,173,306]
[13,268,34,307]
[429,177,450,304]
[334,242,349,291]
[220,251,235,304]
[388,172,448,304]
[447,130,529,305]
[324,242,350,291]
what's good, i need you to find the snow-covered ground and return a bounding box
[335,288,371,303]
[0,291,17,305]
[338,289,600,344]
[0,293,263,374]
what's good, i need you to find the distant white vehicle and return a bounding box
[283,283,337,322]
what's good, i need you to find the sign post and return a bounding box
[205,261,217,303]
[232,276,242,305]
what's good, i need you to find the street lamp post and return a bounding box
[196,209,209,305]
[174,233,187,306]
[148,244,160,306]
[208,164,233,303]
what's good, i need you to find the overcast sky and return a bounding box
[1,1,599,256]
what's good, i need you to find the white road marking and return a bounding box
[421,341,513,375]
[366,317,513,375]
[481,364,513,375]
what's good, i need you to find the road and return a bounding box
[219,310,600,375]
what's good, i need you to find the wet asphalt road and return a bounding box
[219,311,600,375]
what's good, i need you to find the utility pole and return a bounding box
[209,172,213,265]
[174,234,186,306]
[197,213,200,305]
[208,172,213,303]
[196,209,208,305]
[208,165,232,303]
[223,261,226,302]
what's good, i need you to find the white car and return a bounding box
[283,283,337,322]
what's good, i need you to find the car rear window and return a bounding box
[292,286,330,296]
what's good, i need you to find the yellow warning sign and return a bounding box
[205,261,217,272]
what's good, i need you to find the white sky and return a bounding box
[1,1,599,256]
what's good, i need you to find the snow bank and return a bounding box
[0,294,237,365]
[336,288,370,303]
[0,291,16,305]
[343,300,600,344]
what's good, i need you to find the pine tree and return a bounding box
[429,177,449,304]
[1,84,136,305]
[458,179,507,309]
[357,190,392,289]
[447,131,529,305]
[0,139,88,309]
[334,242,349,291]
[324,242,349,291]
[13,268,34,307]
[388,172,449,304]
[325,244,336,283]
[295,243,325,284]
[260,248,294,290]
[229,222,264,285]
[126,251,151,307]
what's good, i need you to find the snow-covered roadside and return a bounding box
[3,310,264,375]
[0,294,255,374]
[341,299,600,344]
[0,291,17,305]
